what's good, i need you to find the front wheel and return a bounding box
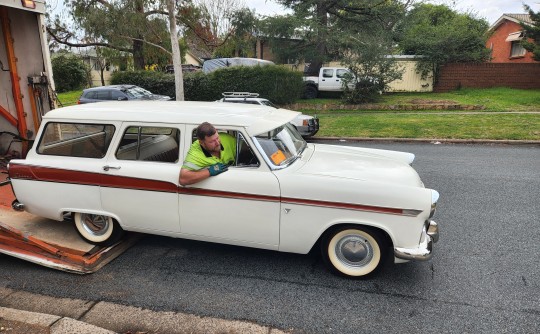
[321,226,387,278]
[73,213,124,247]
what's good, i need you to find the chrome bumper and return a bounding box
[394,220,439,261]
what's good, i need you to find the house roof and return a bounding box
[490,14,533,31]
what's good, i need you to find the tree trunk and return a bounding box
[310,0,328,75]
[133,39,145,70]
[167,0,184,101]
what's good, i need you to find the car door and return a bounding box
[178,128,281,250]
[100,123,184,234]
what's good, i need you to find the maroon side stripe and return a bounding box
[9,163,415,216]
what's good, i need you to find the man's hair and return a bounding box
[196,122,217,140]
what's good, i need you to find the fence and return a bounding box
[434,63,540,92]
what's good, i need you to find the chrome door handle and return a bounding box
[103,165,121,171]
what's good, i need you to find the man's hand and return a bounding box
[208,163,228,176]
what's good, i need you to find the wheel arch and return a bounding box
[309,221,394,255]
[61,209,124,228]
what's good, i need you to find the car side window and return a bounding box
[189,129,259,167]
[96,90,111,100]
[322,69,334,78]
[37,122,115,158]
[116,126,180,163]
[336,69,348,78]
[85,91,97,99]
[111,90,126,100]
[236,132,259,167]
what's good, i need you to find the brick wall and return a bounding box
[434,63,540,92]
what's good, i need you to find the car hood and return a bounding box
[297,144,423,187]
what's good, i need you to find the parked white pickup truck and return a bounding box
[303,67,354,99]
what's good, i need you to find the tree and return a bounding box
[178,0,248,57]
[51,54,89,92]
[395,4,490,79]
[48,0,172,70]
[521,4,540,61]
[340,32,403,103]
[264,0,411,73]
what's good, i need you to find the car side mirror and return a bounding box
[118,96,128,101]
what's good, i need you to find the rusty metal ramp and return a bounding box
[0,209,139,274]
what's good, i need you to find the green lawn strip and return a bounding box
[57,90,82,107]
[295,88,540,112]
[315,113,540,140]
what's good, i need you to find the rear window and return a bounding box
[37,122,115,158]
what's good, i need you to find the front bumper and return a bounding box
[394,220,439,261]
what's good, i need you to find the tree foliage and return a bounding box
[521,5,540,61]
[395,3,490,78]
[263,0,410,74]
[51,54,89,92]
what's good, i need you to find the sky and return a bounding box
[47,0,540,25]
[248,0,539,25]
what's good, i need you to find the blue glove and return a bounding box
[208,163,228,176]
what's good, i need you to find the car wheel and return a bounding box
[304,85,318,99]
[73,213,124,246]
[321,226,387,278]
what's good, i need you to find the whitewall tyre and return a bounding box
[73,213,124,246]
[322,226,387,278]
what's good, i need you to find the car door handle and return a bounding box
[103,165,121,171]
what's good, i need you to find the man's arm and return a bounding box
[179,163,229,186]
[179,167,211,186]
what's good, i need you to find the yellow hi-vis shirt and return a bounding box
[182,133,236,171]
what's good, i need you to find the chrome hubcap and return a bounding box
[335,234,373,267]
[81,214,109,236]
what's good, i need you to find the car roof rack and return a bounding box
[222,92,259,98]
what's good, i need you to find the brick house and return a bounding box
[486,14,536,63]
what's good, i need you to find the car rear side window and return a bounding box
[116,126,180,163]
[37,122,115,158]
[95,90,111,100]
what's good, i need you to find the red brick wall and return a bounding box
[486,20,536,63]
[434,63,540,92]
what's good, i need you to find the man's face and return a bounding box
[200,132,221,154]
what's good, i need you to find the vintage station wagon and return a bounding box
[8,101,439,277]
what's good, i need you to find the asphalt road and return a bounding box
[1,142,539,333]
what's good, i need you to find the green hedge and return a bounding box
[110,65,303,105]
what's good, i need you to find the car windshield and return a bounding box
[253,123,306,168]
[124,87,152,98]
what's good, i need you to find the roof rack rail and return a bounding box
[222,92,259,98]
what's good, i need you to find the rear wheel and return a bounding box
[321,226,387,278]
[304,85,318,99]
[73,213,124,246]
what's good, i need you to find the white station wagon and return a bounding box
[8,101,439,278]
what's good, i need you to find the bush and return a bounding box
[52,55,89,93]
[110,65,304,104]
[210,65,304,104]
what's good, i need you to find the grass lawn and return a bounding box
[297,87,540,113]
[317,113,540,140]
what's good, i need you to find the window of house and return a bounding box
[37,122,115,158]
[510,41,526,58]
[116,126,180,163]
